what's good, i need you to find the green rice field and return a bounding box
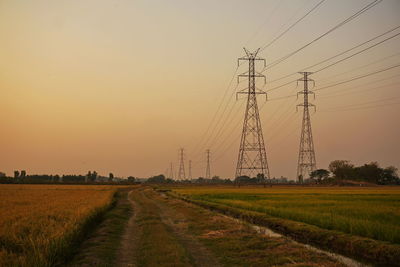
[172,186,400,244]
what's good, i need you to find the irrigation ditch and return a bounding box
[161,189,400,267]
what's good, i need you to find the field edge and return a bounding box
[163,189,400,267]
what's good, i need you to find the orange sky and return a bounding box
[0,0,399,179]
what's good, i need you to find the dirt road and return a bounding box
[115,187,342,267]
[70,186,343,266]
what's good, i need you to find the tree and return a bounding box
[379,166,399,185]
[147,174,166,183]
[328,160,354,179]
[20,170,26,178]
[234,175,251,184]
[14,171,20,178]
[109,173,114,182]
[310,169,330,183]
[355,162,381,183]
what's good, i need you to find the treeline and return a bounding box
[0,171,137,184]
[145,174,233,184]
[310,160,399,185]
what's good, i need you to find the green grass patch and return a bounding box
[168,187,400,266]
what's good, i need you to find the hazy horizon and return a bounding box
[1,0,399,179]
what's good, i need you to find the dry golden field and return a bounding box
[0,184,118,266]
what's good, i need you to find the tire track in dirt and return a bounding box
[139,189,221,267]
[115,190,141,266]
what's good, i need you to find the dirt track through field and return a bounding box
[115,190,141,266]
[142,190,221,267]
[115,187,343,267]
[116,188,221,267]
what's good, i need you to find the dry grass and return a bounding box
[0,184,118,266]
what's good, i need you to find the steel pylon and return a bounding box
[235,48,270,180]
[178,148,186,180]
[205,149,211,179]
[296,72,316,183]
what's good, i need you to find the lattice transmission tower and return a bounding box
[296,72,316,183]
[178,148,186,180]
[169,162,174,180]
[205,149,211,179]
[235,48,270,180]
[188,160,192,180]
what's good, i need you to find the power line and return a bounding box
[315,73,400,101]
[190,65,240,157]
[266,30,400,93]
[267,79,298,92]
[260,0,326,52]
[267,63,400,101]
[268,24,400,84]
[316,51,400,84]
[321,95,400,111]
[320,101,400,112]
[262,0,383,71]
[191,79,247,160]
[314,63,400,92]
[245,0,284,47]
[312,31,400,74]
[208,100,245,152]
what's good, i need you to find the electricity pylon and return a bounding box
[169,162,174,179]
[296,72,316,183]
[178,148,186,180]
[188,160,192,180]
[205,149,211,179]
[235,48,270,180]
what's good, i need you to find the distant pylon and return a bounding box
[205,149,211,179]
[178,148,186,180]
[188,160,192,179]
[296,72,317,183]
[169,162,174,179]
[235,48,270,180]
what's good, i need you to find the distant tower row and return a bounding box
[168,149,211,180]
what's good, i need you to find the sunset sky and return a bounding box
[0,0,399,179]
